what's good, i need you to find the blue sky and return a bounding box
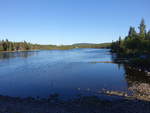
[0,0,150,45]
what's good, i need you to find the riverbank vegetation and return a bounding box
[111,19,150,70]
[0,39,111,52]
[111,19,150,55]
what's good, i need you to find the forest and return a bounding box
[0,39,31,51]
[0,39,111,51]
[111,19,150,55]
[111,19,150,68]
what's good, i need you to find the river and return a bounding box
[0,48,149,99]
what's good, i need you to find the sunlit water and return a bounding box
[0,49,148,99]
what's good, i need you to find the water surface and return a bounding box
[0,49,148,99]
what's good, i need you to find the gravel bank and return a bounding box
[0,95,149,113]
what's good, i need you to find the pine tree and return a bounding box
[10,42,14,51]
[146,30,150,39]
[118,36,121,45]
[0,40,3,51]
[138,19,146,38]
[128,27,137,37]
[2,40,7,51]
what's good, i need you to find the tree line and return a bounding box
[0,39,32,51]
[0,39,59,51]
[111,19,150,55]
[0,39,111,52]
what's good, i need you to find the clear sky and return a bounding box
[0,0,150,45]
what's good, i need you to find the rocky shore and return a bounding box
[101,82,150,102]
[0,94,150,113]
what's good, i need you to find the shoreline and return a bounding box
[0,94,149,113]
[0,49,40,53]
[0,47,109,53]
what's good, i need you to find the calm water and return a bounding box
[0,49,149,99]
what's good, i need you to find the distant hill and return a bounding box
[72,43,111,48]
[72,43,96,46]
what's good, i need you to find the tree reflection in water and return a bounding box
[111,53,150,100]
[0,51,38,60]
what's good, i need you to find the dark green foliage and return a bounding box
[139,18,146,38]
[128,27,137,37]
[111,19,150,55]
[146,30,150,39]
[0,39,31,51]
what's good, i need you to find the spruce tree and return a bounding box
[138,19,146,38]
[118,36,121,45]
[128,27,137,38]
[147,30,150,39]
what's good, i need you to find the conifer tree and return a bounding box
[128,27,137,38]
[147,30,150,39]
[138,19,146,38]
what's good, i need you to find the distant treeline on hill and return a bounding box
[0,39,111,51]
[111,19,150,55]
